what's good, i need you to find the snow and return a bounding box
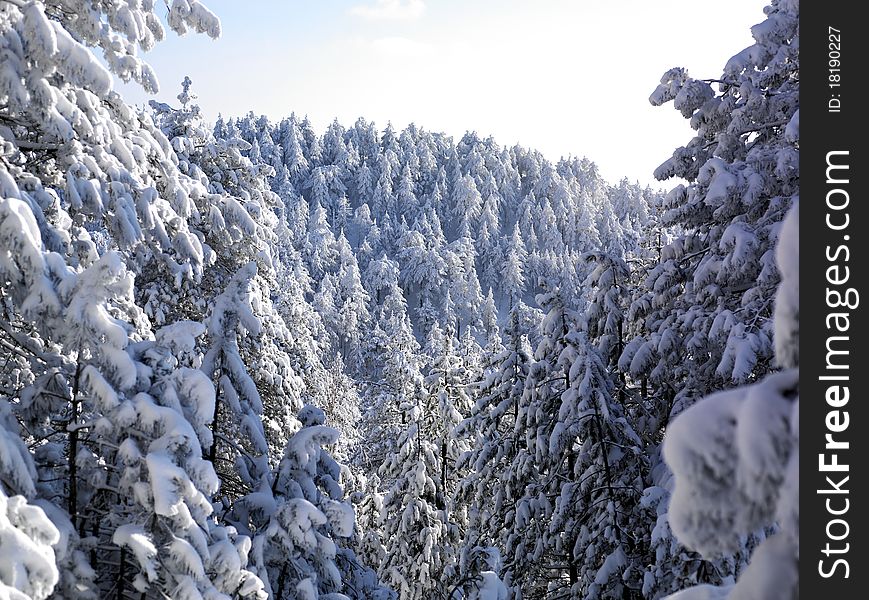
[593,546,626,585]
[295,578,317,600]
[21,3,56,67]
[168,536,207,580]
[323,499,355,538]
[299,404,326,426]
[784,110,799,144]
[51,20,112,97]
[222,196,258,237]
[469,572,508,600]
[112,524,158,583]
[177,368,217,428]
[663,369,798,592]
[0,490,60,600]
[170,576,205,600]
[235,572,267,598]
[663,385,746,555]
[80,366,120,411]
[146,451,198,523]
[282,424,340,474]
[734,372,796,508]
[0,198,45,286]
[118,438,142,465]
[168,0,222,39]
[158,321,207,355]
[673,79,715,119]
[724,533,796,600]
[0,412,38,500]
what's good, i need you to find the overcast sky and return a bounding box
[118,0,764,186]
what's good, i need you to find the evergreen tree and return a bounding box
[0,401,62,600]
[251,405,355,599]
[450,175,483,236]
[201,263,271,505]
[423,325,472,514]
[358,268,422,477]
[499,286,577,596]
[377,388,450,600]
[502,224,529,308]
[455,302,532,591]
[548,333,649,599]
[624,0,799,415]
[648,2,799,598]
[305,200,339,281]
[332,233,372,368]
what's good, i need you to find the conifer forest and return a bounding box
[0,1,798,599]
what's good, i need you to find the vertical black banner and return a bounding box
[802,0,867,597]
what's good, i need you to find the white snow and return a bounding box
[112,524,158,583]
[0,490,59,600]
[146,451,198,524]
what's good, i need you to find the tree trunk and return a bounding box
[68,358,83,524]
[209,355,222,464]
[275,563,288,599]
[617,317,625,404]
[116,548,127,600]
[440,439,448,510]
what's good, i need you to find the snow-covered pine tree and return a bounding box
[661,201,798,600]
[277,115,311,191]
[445,234,484,338]
[649,1,799,598]
[450,174,483,237]
[250,405,356,599]
[377,384,451,600]
[478,288,504,371]
[476,213,502,296]
[2,0,221,293]
[104,327,267,600]
[454,301,532,593]
[0,2,286,596]
[305,199,339,281]
[2,245,265,599]
[318,355,363,462]
[395,163,420,224]
[331,233,372,370]
[599,2,800,598]
[397,219,446,329]
[371,153,395,220]
[548,331,649,599]
[422,323,472,523]
[349,473,389,592]
[495,285,577,597]
[610,179,653,255]
[199,263,273,511]
[501,224,528,309]
[582,252,630,397]
[450,546,508,600]
[623,0,799,415]
[358,260,423,476]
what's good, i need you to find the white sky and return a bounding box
[118,0,765,187]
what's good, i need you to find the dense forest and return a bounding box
[0,1,798,599]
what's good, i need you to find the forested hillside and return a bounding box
[0,1,798,599]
